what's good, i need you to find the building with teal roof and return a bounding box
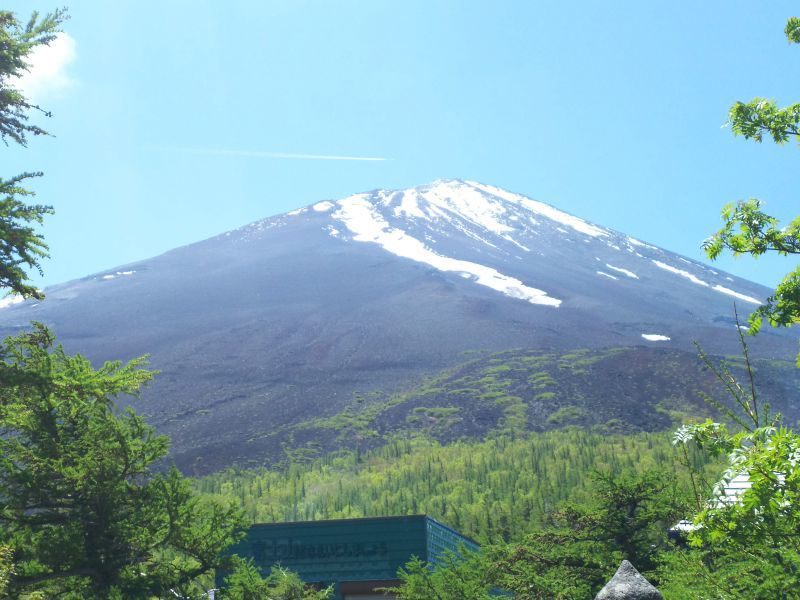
[218,515,480,599]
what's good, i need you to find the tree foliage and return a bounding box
[0,10,254,599]
[657,543,800,600]
[727,98,800,145]
[198,429,712,545]
[0,8,68,145]
[664,328,800,596]
[383,553,494,600]
[0,8,66,299]
[668,415,800,597]
[0,324,246,598]
[677,18,800,591]
[704,200,800,345]
[0,545,12,599]
[704,15,800,363]
[377,469,686,600]
[485,469,685,599]
[787,17,800,44]
[0,172,52,300]
[724,18,800,146]
[222,559,332,600]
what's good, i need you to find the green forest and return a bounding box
[196,430,713,544]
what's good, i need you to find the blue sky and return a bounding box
[5,1,798,289]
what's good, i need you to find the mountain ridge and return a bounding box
[0,180,795,473]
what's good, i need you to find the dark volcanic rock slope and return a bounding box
[0,180,795,473]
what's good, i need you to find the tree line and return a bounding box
[196,430,711,544]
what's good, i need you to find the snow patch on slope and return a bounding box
[101,270,136,281]
[597,271,618,280]
[605,264,638,279]
[652,260,709,287]
[628,237,657,250]
[502,235,530,252]
[313,201,335,212]
[652,260,760,304]
[712,285,761,305]
[333,194,562,307]
[642,334,671,342]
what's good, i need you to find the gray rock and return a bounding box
[595,560,663,600]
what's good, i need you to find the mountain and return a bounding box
[0,179,796,474]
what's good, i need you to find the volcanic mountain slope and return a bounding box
[281,346,800,464]
[0,179,795,473]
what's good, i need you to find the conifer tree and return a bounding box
[0,9,247,598]
[0,9,67,299]
[0,325,247,598]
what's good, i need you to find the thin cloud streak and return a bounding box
[178,147,389,161]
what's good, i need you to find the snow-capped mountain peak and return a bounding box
[281,180,761,310]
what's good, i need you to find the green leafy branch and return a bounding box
[703,200,800,354]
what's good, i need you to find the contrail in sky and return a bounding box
[176,147,388,161]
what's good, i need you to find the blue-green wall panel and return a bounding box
[219,515,479,596]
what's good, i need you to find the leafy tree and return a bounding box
[667,418,800,597]
[670,353,800,598]
[0,8,67,299]
[703,15,800,363]
[488,530,606,599]
[382,470,686,600]
[383,553,494,600]
[683,18,800,582]
[664,328,800,597]
[487,469,685,599]
[0,324,247,598]
[222,558,332,600]
[656,544,799,600]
